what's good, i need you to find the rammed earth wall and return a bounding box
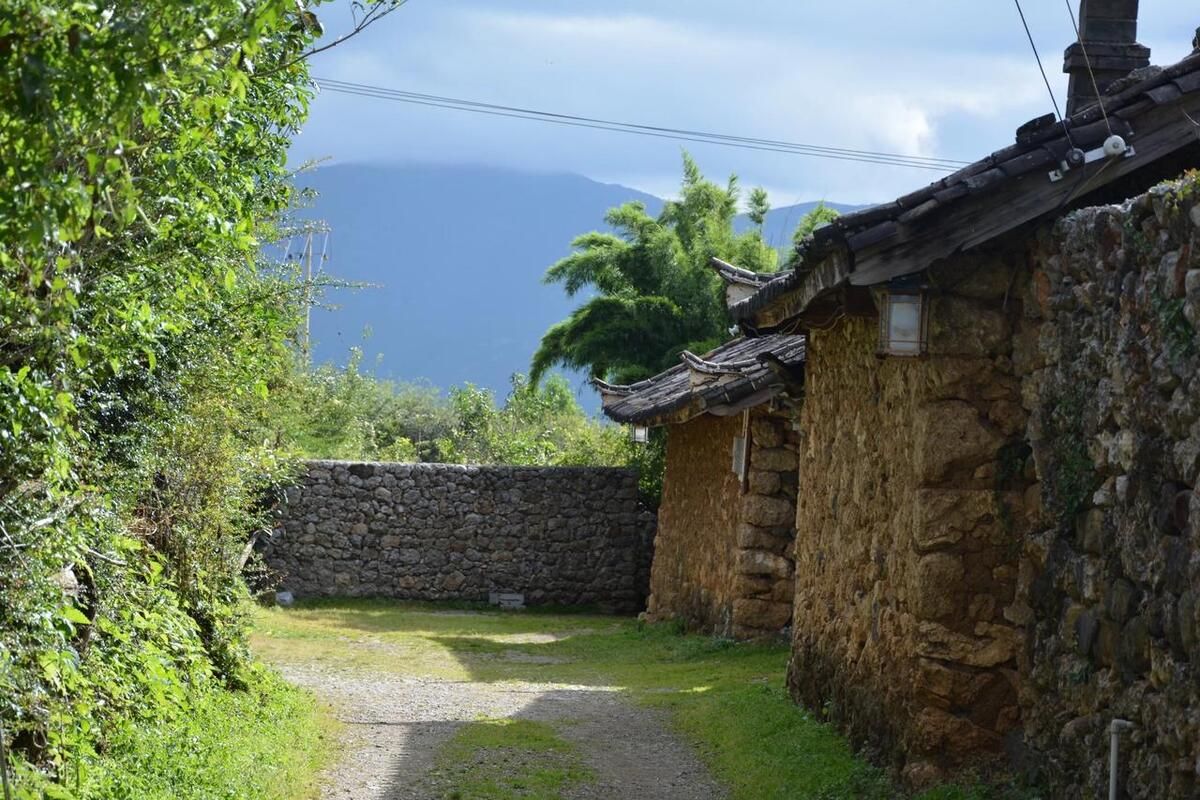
[263,461,655,613]
[646,407,799,639]
[790,270,1033,785]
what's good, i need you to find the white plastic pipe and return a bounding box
[1110,718,1134,800]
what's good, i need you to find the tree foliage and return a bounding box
[791,201,841,248]
[271,362,653,482]
[531,154,779,386]
[0,1,374,793]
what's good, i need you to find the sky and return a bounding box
[291,1,1199,206]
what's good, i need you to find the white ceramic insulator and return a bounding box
[1103,134,1128,157]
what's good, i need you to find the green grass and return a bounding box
[251,600,1032,800]
[428,719,594,800]
[71,667,337,800]
[251,602,856,798]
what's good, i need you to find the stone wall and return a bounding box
[789,259,1035,784]
[787,176,1200,794]
[646,408,798,639]
[263,461,655,613]
[1015,179,1200,798]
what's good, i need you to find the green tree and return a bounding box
[0,1,397,792]
[439,374,630,469]
[531,154,778,385]
[792,202,841,247]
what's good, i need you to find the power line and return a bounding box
[1013,0,1076,148]
[312,76,971,172]
[1063,0,1113,135]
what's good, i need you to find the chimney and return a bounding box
[1063,0,1151,116]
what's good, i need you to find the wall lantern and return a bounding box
[631,425,650,444]
[877,277,928,357]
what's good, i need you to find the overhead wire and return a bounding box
[1063,0,1114,135]
[312,76,971,172]
[1012,0,1076,149]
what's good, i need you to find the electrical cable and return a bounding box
[313,76,970,172]
[317,81,956,170]
[317,78,970,168]
[1012,0,1076,149]
[1063,0,1114,135]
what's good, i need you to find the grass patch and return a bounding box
[427,719,593,800]
[252,601,1027,799]
[71,667,336,800]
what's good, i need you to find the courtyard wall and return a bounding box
[263,461,655,613]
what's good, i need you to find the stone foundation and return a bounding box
[264,461,655,612]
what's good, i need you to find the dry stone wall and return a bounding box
[264,461,655,613]
[1014,178,1200,799]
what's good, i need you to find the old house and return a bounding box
[724,7,1200,796]
[597,334,804,639]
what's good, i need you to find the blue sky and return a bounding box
[292,1,1198,206]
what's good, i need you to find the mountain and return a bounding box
[295,163,662,406]
[294,163,861,408]
[740,201,863,253]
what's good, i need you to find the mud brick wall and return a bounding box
[263,461,656,613]
[645,414,744,634]
[789,259,1035,785]
[645,408,798,639]
[1014,179,1200,799]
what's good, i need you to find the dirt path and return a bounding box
[279,654,728,799]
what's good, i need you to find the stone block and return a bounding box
[732,598,792,631]
[913,490,997,552]
[748,469,781,495]
[736,523,791,553]
[912,553,965,620]
[1118,617,1151,678]
[732,573,775,599]
[1075,508,1106,555]
[752,447,797,472]
[736,549,792,579]
[1106,578,1139,624]
[750,417,784,448]
[927,295,1011,357]
[916,621,1020,668]
[741,494,795,527]
[915,401,1003,484]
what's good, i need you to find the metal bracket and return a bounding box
[1049,142,1136,182]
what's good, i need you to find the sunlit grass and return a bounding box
[252,600,1035,800]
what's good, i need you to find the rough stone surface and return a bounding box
[784,177,1200,795]
[646,408,799,639]
[264,462,654,613]
[1015,180,1200,800]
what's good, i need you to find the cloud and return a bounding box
[295,2,1198,205]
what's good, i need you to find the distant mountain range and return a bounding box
[293,163,859,408]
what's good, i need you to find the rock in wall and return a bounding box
[264,461,655,613]
[1016,177,1200,799]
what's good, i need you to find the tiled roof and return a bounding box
[596,335,805,426]
[710,257,777,288]
[731,46,1200,325]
